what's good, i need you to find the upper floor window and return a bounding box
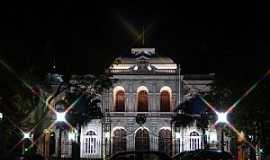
[115,90,125,112]
[160,91,170,112]
[138,90,148,112]
[160,86,172,112]
[113,86,125,112]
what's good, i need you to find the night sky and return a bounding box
[0,2,269,79]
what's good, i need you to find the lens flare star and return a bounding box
[23,132,32,139]
[56,112,66,122]
[197,70,270,153]
[216,112,228,125]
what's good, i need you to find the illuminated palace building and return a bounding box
[41,48,231,159]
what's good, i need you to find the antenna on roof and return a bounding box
[142,26,145,46]
[53,56,56,70]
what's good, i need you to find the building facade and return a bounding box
[40,48,230,159]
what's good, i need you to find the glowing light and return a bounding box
[152,64,177,69]
[147,65,152,71]
[56,112,66,122]
[105,132,110,139]
[111,64,133,70]
[175,132,181,139]
[68,131,76,141]
[23,132,32,139]
[216,112,228,124]
[0,112,3,120]
[238,131,245,143]
[133,65,138,71]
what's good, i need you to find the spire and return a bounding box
[53,56,56,70]
[142,26,145,46]
[50,56,57,74]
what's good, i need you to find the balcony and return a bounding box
[109,112,175,118]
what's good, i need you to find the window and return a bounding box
[135,129,149,151]
[159,129,172,156]
[115,90,125,112]
[84,130,97,155]
[189,131,200,150]
[49,132,56,155]
[138,90,148,112]
[61,131,71,156]
[113,129,127,153]
[160,91,170,112]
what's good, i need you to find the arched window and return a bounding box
[83,130,98,155]
[115,90,125,112]
[160,91,170,112]
[61,131,71,157]
[189,131,200,150]
[49,132,55,155]
[135,129,149,151]
[138,90,148,112]
[159,129,172,156]
[113,129,127,153]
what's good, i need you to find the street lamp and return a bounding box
[68,130,76,142]
[215,112,229,151]
[0,112,2,156]
[23,132,32,139]
[55,111,66,159]
[216,112,228,124]
[22,132,32,155]
[56,112,66,122]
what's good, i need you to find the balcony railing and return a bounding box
[109,112,175,118]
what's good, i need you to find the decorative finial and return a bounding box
[52,56,56,71]
[142,26,145,46]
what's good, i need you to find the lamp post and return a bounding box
[22,132,32,155]
[216,112,229,151]
[175,131,181,153]
[0,112,2,156]
[55,111,66,159]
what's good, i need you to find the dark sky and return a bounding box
[0,2,269,79]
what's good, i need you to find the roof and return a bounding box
[117,56,175,64]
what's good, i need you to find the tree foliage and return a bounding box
[207,70,270,157]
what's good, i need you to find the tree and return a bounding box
[61,74,113,159]
[206,70,270,158]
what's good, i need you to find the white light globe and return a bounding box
[216,112,228,124]
[175,132,181,139]
[23,132,31,139]
[56,112,66,122]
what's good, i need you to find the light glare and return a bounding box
[216,112,228,124]
[105,132,110,139]
[23,132,31,139]
[56,112,66,122]
[68,131,76,141]
[175,132,181,139]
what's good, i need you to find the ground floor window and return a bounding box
[135,128,149,151]
[113,129,127,153]
[159,129,172,156]
[190,131,200,150]
[83,130,97,154]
